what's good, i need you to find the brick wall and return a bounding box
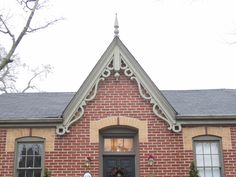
[0,73,236,176]
[45,73,192,177]
[224,127,236,177]
[0,128,13,177]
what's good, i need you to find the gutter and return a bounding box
[0,117,63,127]
[176,114,236,125]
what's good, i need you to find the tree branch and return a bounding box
[0,0,39,71]
[21,65,51,93]
[0,15,15,43]
[27,18,63,33]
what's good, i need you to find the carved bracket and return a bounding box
[56,50,181,135]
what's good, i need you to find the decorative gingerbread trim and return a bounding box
[56,38,180,135]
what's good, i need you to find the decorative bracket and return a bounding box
[56,49,181,135]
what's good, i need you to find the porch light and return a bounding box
[148,154,155,166]
[84,157,91,167]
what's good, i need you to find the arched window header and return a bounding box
[193,135,221,141]
[100,126,138,135]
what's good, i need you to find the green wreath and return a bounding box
[110,167,127,177]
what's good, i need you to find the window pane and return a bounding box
[205,168,213,177]
[213,168,221,177]
[196,143,203,154]
[204,155,212,166]
[104,138,133,152]
[211,143,219,154]
[203,143,211,154]
[34,156,41,167]
[212,155,220,166]
[33,144,42,155]
[26,156,33,167]
[27,145,33,155]
[26,170,33,177]
[18,144,26,155]
[19,156,26,167]
[104,138,112,151]
[116,138,123,152]
[18,170,25,177]
[196,155,204,166]
[124,138,133,152]
[34,170,41,177]
[198,168,204,177]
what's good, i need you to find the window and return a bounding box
[15,137,44,177]
[104,137,134,152]
[193,136,223,177]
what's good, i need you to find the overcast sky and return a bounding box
[2,0,236,92]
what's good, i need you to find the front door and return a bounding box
[103,156,135,177]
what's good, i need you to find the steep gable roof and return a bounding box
[56,36,179,135]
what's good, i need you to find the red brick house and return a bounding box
[1,19,236,177]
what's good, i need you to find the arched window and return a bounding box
[193,135,224,177]
[14,137,44,177]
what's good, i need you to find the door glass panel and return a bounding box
[103,156,135,177]
[104,138,134,152]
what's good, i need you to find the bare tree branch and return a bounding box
[27,18,63,33]
[0,0,62,72]
[0,0,59,93]
[0,0,40,71]
[0,15,15,42]
[0,46,52,94]
[21,65,51,93]
[17,0,46,11]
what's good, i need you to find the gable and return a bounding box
[56,37,180,135]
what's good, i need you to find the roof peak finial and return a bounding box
[114,13,119,37]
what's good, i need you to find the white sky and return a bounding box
[1,0,236,92]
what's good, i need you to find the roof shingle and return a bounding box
[1,89,236,119]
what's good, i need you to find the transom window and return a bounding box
[194,136,223,177]
[15,137,44,177]
[104,138,134,152]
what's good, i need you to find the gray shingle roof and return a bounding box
[0,92,74,119]
[0,89,236,120]
[162,89,236,116]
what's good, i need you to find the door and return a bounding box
[103,156,135,177]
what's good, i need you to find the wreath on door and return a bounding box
[110,167,127,177]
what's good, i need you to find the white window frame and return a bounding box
[193,135,224,177]
[14,137,45,177]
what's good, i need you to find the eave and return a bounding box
[177,114,236,125]
[0,117,62,127]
